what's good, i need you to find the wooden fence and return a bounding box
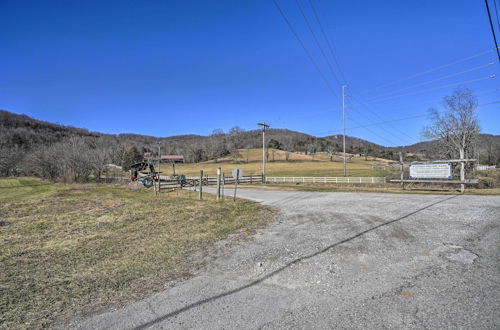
[185,175,263,185]
[265,176,387,184]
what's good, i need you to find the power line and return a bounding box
[295,0,343,88]
[347,117,402,146]
[272,88,499,127]
[348,104,418,144]
[365,74,497,104]
[271,0,341,105]
[485,0,500,61]
[350,95,419,143]
[306,0,348,84]
[272,0,398,144]
[369,87,500,110]
[272,0,428,146]
[494,0,500,33]
[313,100,500,136]
[360,48,497,95]
[364,62,495,100]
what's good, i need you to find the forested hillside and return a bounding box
[1,109,499,181]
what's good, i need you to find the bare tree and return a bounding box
[423,87,480,170]
[325,145,336,161]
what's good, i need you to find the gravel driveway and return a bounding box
[70,189,500,329]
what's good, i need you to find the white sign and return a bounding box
[409,163,452,179]
[232,168,243,180]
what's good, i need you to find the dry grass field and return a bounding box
[158,148,393,178]
[0,178,275,329]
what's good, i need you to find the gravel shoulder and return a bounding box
[69,189,500,329]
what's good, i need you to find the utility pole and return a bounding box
[399,151,404,190]
[258,122,270,183]
[157,141,161,194]
[216,167,221,201]
[342,85,347,177]
[460,148,465,193]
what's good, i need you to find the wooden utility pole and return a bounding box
[221,172,225,201]
[258,122,270,183]
[199,170,203,200]
[460,148,465,193]
[216,167,221,200]
[157,142,161,194]
[233,169,239,201]
[399,151,405,190]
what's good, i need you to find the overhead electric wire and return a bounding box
[494,0,500,33]
[360,48,497,95]
[295,0,343,87]
[364,62,495,100]
[365,74,497,104]
[273,0,399,144]
[350,95,419,143]
[368,87,500,111]
[313,101,500,136]
[347,104,418,145]
[306,0,347,84]
[302,0,409,142]
[485,0,500,61]
[273,0,424,146]
[274,88,500,125]
[272,0,341,105]
[347,117,401,146]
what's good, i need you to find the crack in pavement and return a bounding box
[132,195,459,329]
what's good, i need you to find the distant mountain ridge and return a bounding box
[1,109,499,165]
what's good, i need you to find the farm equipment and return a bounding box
[130,161,157,188]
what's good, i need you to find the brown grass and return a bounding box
[158,149,392,178]
[0,178,276,329]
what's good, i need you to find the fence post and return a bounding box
[222,173,225,200]
[217,168,221,201]
[399,151,405,190]
[199,170,203,200]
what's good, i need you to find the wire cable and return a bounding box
[273,0,422,146]
[360,48,497,95]
[348,104,417,145]
[347,117,401,146]
[494,0,500,33]
[272,0,341,105]
[365,74,497,104]
[485,0,500,61]
[362,62,495,100]
[295,0,343,88]
[306,0,348,84]
[350,95,419,143]
[313,101,500,136]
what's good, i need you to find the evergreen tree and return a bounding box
[122,146,142,171]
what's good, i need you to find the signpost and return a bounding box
[232,168,243,201]
[409,163,452,179]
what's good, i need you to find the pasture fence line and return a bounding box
[265,176,387,184]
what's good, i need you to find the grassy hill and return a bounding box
[159,148,393,177]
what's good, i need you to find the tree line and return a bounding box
[1,88,498,182]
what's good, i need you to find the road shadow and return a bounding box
[134,195,458,329]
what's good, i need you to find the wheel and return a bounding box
[142,177,154,188]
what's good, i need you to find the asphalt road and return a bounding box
[70,189,500,329]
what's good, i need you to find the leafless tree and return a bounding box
[422,87,480,171]
[325,145,336,161]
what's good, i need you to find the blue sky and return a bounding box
[1,0,499,146]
